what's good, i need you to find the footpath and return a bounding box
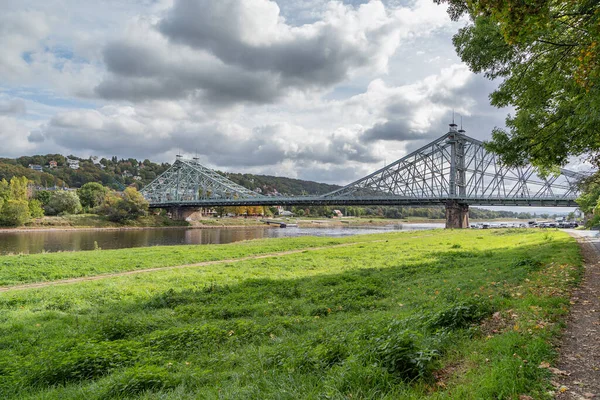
[555,230,600,400]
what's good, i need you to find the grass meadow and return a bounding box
[0,229,582,399]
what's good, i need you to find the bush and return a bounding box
[0,200,31,226]
[28,199,44,218]
[78,182,108,210]
[45,191,82,215]
[34,190,52,206]
[98,188,148,222]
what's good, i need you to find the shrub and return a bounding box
[0,200,30,226]
[28,199,44,218]
[98,188,148,222]
[78,182,108,210]
[45,191,82,215]
[34,190,52,206]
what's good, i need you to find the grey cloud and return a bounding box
[293,162,373,185]
[96,41,283,104]
[27,130,45,143]
[182,124,379,167]
[360,119,433,142]
[43,109,377,169]
[158,0,376,86]
[360,67,504,146]
[0,99,26,115]
[296,135,379,164]
[96,0,401,104]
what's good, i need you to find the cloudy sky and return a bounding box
[1,0,515,185]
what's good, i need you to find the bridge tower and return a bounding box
[446,121,469,228]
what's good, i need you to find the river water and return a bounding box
[0,223,444,255]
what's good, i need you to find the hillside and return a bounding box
[0,155,341,196]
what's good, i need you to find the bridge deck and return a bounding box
[149,196,578,208]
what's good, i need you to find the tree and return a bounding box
[45,191,82,215]
[0,200,30,226]
[98,188,149,222]
[435,0,600,170]
[9,176,28,201]
[0,179,9,204]
[28,199,44,218]
[77,182,108,210]
[120,187,149,219]
[34,190,52,206]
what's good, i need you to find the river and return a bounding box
[0,223,444,255]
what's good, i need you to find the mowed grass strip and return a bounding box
[0,229,582,399]
[0,231,420,286]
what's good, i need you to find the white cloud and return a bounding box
[0,0,517,186]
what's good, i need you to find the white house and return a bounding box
[66,158,79,170]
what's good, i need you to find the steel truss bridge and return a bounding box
[141,124,586,227]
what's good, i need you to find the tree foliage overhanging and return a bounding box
[436,0,600,170]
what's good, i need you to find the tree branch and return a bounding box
[538,39,579,47]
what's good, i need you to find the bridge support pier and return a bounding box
[170,207,199,221]
[445,201,469,229]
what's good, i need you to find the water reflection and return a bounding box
[0,223,444,255]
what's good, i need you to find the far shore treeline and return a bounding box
[0,178,150,227]
[0,153,589,228]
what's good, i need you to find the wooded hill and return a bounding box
[0,155,341,196]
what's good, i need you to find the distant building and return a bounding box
[133,175,142,181]
[66,158,79,170]
[122,171,133,178]
[48,160,58,168]
[276,206,293,217]
[28,164,42,171]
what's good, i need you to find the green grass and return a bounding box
[0,232,417,286]
[0,229,582,399]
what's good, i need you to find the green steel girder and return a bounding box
[142,129,588,209]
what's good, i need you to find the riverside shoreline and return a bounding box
[0,217,448,233]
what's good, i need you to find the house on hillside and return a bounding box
[48,160,58,168]
[91,156,105,169]
[66,158,79,170]
[28,164,42,171]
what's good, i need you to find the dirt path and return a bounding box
[555,230,600,400]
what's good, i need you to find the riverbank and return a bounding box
[0,229,583,399]
[6,214,189,231]
[4,214,530,232]
[1,215,442,232]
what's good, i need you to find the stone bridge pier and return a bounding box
[170,207,202,221]
[445,201,469,229]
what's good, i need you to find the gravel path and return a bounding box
[554,230,600,400]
